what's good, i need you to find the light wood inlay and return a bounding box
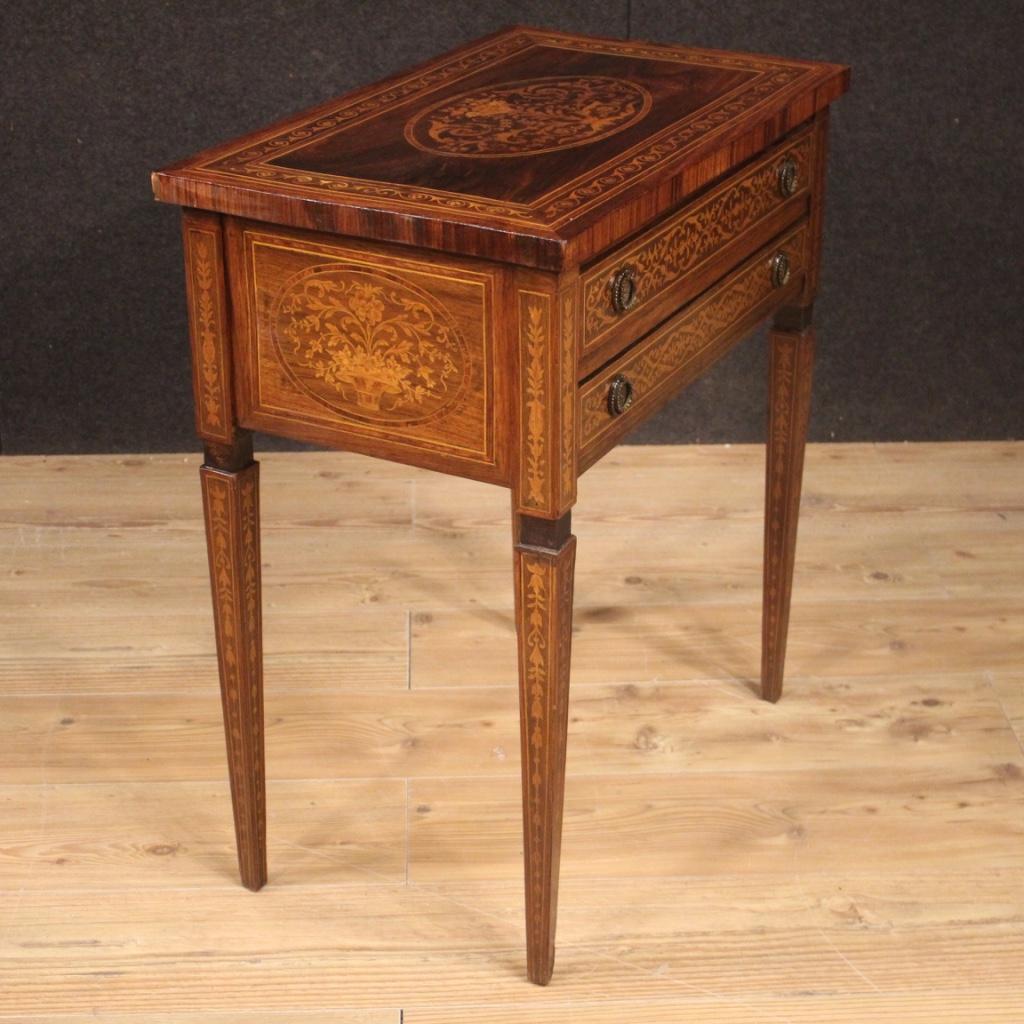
[404,75,653,157]
[578,221,809,465]
[229,222,508,484]
[182,210,234,444]
[153,27,848,268]
[200,461,266,890]
[514,277,577,518]
[514,524,576,984]
[579,126,814,365]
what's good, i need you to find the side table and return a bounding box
[153,26,849,984]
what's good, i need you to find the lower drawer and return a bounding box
[577,219,809,470]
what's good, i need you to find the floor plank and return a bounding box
[0,674,1017,783]
[0,779,406,889]
[0,1016,396,1024]
[0,1017,397,1024]
[409,762,1024,882]
[411,597,1024,687]
[405,992,1024,1024]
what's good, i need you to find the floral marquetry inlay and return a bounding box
[191,239,223,429]
[404,76,651,157]
[271,266,469,424]
[517,294,553,511]
[183,217,233,445]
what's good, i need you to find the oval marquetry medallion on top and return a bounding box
[404,75,652,157]
[271,265,470,425]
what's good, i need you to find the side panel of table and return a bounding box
[223,219,517,486]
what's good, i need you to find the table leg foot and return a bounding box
[514,511,575,985]
[201,450,267,891]
[762,320,815,703]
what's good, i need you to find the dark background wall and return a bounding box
[2,0,1021,454]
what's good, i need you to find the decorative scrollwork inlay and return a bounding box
[270,266,468,425]
[580,226,808,446]
[582,134,812,344]
[191,238,224,430]
[404,76,651,157]
[184,222,232,444]
[196,30,817,227]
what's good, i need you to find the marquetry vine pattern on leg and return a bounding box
[182,210,234,445]
[762,323,815,703]
[522,300,549,509]
[514,517,576,985]
[517,287,577,518]
[201,461,267,889]
[192,238,225,431]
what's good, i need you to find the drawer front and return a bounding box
[579,126,814,375]
[228,222,508,482]
[578,220,809,466]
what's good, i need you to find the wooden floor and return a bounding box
[0,442,1022,1022]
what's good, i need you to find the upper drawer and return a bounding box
[578,125,815,375]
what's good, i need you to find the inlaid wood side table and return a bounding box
[153,26,849,984]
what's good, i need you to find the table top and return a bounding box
[153,26,848,270]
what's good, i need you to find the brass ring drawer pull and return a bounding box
[610,265,638,314]
[770,251,792,289]
[777,156,799,198]
[607,374,634,416]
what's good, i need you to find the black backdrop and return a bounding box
[2,0,1021,454]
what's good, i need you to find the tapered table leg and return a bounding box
[200,437,267,890]
[513,510,576,985]
[762,315,816,703]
